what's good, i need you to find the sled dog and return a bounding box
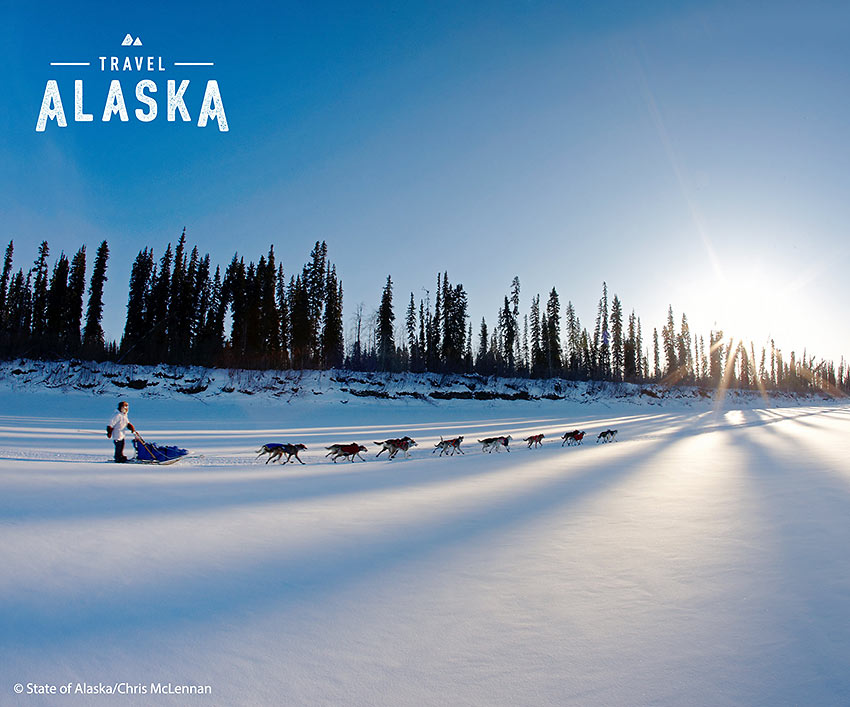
[523,433,545,448]
[596,429,618,443]
[561,430,585,446]
[375,436,417,459]
[478,435,512,453]
[326,443,368,462]
[434,436,464,456]
[256,443,307,464]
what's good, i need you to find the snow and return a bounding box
[2,368,850,705]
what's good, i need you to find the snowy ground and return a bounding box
[2,388,850,705]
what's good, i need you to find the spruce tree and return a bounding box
[276,264,290,368]
[305,241,328,362]
[224,254,248,360]
[564,301,580,379]
[66,246,86,353]
[594,282,609,379]
[709,329,724,386]
[288,274,312,369]
[321,267,344,369]
[610,294,623,381]
[521,314,529,375]
[377,275,395,371]
[45,253,69,354]
[192,254,211,359]
[653,327,661,380]
[509,276,520,371]
[476,317,490,374]
[146,244,173,361]
[580,328,591,380]
[121,248,154,361]
[441,274,454,366]
[444,282,468,372]
[242,261,262,362]
[530,294,544,378]
[545,287,562,377]
[30,241,50,344]
[738,343,749,389]
[5,270,31,349]
[0,241,13,329]
[199,266,225,366]
[168,229,188,361]
[405,293,418,372]
[500,294,517,374]
[432,275,442,370]
[677,313,692,381]
[662,306,677,377]
[635,317,643,381]
[417,298,426,368]
[624,311,637,381]
[82,240,109,358]
[770,339,776,389]
[258,248,281,361]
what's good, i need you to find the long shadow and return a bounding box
[2,406,844,528]
[2,406,838,526]
[0,412,692,525]
[633,406,849,443]
[0,421,697,650]
[726,425,850,702]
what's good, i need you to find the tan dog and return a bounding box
[523,434,545,448]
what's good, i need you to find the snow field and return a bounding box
[2,392,850,705]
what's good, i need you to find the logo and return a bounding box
[36,34,228,132]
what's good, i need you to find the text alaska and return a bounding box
[35,55,228,132]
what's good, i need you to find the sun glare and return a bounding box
[712,273,776,346]
[690,262,800,352]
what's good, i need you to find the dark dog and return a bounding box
[596,429,618,443]
[523,433,545,448]
[478,435,512,453]
[326,443,368,462]
[561,430,585,447]
[434,436,464,456]
[256,443,307,464]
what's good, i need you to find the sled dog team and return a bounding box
[256,428,618,464]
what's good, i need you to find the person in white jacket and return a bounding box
[106,401,136,463]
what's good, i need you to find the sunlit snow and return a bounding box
[2,384,849,705]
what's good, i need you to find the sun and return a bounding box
[712,272,776,346]
[693,261,797,353]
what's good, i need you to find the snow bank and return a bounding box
[0,359,835,409]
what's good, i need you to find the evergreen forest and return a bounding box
[1,234,846,396]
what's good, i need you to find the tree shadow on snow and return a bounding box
[1,420,706,652]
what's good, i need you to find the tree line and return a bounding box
[1,234,847,396]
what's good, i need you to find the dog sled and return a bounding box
[132,437,189,465]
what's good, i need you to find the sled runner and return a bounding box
[132,437,189,465]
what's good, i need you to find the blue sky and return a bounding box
[3,1,850,363]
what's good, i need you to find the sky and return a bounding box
[3,0,850,364]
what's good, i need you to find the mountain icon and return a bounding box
[121,34,143,46]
